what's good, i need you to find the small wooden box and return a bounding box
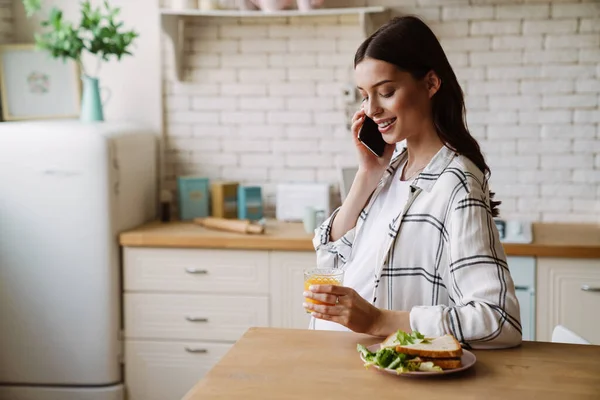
[211,181,239,219]
[177,176,210,221]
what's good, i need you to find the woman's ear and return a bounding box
[425,71,441,98]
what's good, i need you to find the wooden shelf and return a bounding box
[160,6,390,81]
[160,6,386,18]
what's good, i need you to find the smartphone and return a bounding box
[358,116,387,157]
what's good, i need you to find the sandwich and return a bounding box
[357,330,463,374]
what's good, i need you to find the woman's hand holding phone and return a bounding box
[329,108,396,242]
[350,108,395,180]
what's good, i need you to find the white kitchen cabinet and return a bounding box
[123,247,316,399]
[269,251,316,330]
[123,247,271,400]
[125,340,232,400]
[536,258,600,344]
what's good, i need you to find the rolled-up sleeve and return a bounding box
[410,186,522,349]
[312,207,356,270]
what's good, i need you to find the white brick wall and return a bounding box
[442,6,495,21]
[162,0,600,223]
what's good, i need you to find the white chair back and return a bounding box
[551,325,591,345]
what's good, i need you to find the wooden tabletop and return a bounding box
[119,220,600,258]
[183,327,600,400]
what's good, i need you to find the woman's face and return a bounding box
[354,57,436,145]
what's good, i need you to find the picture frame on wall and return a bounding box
[0,44,81,121]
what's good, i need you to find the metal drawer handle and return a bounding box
[581,285,600,292]
[185,347,208,354]
[185,316,209,323]
[185,267,208,274]
[514,285,530,291]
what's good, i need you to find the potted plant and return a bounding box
[22,0,139,121]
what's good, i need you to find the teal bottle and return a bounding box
[80,75,104,122]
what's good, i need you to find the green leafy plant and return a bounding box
[22,0,139,77]
[22,0,41,17]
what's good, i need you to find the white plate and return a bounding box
[359,343,476,377]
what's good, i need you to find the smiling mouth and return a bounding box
[378,118,397,132]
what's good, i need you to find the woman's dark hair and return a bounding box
[354,15,500,217]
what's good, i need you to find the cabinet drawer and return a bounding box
[123,248,269,294]
[125,340,232,400]
[125,293,269,341]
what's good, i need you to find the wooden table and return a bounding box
[183,327,600,400]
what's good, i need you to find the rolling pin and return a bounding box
[194,217,265,234]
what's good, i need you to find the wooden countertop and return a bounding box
[119,219,314,251]
[119,220,600,258]
[183,327,600,400]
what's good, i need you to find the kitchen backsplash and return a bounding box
[161,0,600,223]
[0,0,13,44]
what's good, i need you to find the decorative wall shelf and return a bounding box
[160,6,391,81]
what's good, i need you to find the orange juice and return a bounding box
[303,275,343,306]
[303,268,345,314]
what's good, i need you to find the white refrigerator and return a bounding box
[0,121,158,400]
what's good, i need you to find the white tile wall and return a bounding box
[162,0,600,223]
[0,0,13,44]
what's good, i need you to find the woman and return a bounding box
[303,16,522,349]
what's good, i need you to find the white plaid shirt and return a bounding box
[313,146,522,349]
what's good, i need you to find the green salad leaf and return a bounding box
[395,330,431,346]
[374,347,396,368]
[356,344,375,364]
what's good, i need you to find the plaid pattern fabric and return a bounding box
[313,146,522,349]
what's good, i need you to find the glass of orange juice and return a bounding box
[303,268,345,313]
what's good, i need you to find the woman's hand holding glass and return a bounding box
[303,283,382,335]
